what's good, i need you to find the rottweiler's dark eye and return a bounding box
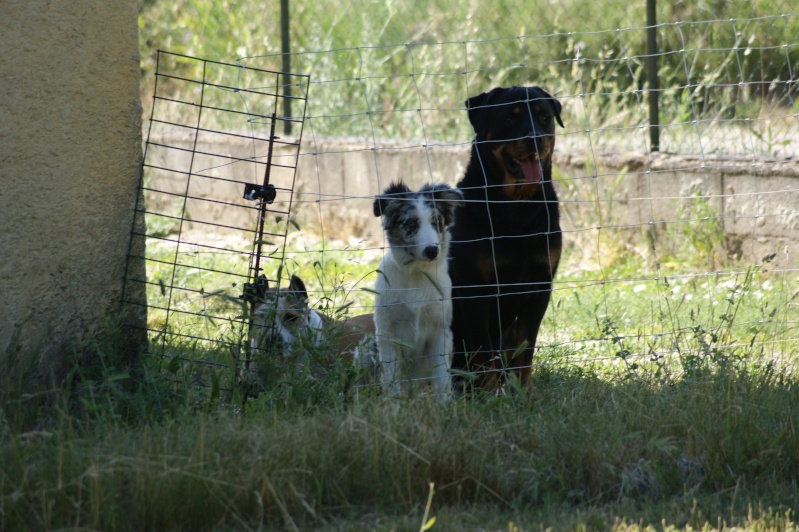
[540,115,550,124]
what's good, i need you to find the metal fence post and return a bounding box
[646,0,659,151]
[281,0,292,135]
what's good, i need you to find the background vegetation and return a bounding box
[138,0,799,155]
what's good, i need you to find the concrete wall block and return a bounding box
[722,174,799,240]
[556,166,643,235]
[639,169,724,227]
[428,145,470,186]
[142,135,799,267]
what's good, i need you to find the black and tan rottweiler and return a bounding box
[449,85,564,394]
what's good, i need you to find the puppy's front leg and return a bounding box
[426,323,453,402]
[378,336,400,397]
[379,320,415,397]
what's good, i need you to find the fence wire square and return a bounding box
[123,51,310,379]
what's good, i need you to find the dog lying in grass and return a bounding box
[247,274,377,384]
[372,181,463,400]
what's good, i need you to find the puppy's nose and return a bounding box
[423,245,439,260]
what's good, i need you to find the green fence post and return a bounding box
[281,0,292,135]
[646,0,659,151]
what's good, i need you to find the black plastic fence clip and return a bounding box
[241,283,260,303]
[243,183,277,203]
[241,274,269,303]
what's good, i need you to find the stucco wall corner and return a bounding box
[0,0,146,384]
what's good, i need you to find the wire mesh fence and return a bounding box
[123,51,310,389]
[248,16,799,157]
[131,2,799,397]
[140,1,799,155]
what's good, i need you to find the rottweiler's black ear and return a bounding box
[466,92,488,133]
[551,98,564,129]
[466,87,504,135]
[533,86,564,128]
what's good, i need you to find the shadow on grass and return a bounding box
[2,346,797,530]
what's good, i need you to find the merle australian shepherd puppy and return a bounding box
[448,86,564,394]
[373,181,464,400]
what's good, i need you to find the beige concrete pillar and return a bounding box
[0,0,145,383]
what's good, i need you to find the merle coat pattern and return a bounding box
[449,86,564,394]
[373,181,463,400]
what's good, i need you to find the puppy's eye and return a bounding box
[404,219,418,231]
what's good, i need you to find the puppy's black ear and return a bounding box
[253,274,269,302]
[422,183,464,226]
[288,275,308,300]
[374,181,410,217]
[428,183,464,206]
[532,86,564,128]
[373,197,384,217]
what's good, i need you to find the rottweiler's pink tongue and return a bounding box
[521,159,542,183]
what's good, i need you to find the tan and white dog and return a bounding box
[372,182,463,400]
[248,275,377,380]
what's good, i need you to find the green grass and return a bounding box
[4,192,798,528]
[2,353,799,529]
[2,3,798,529]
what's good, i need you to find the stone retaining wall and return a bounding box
[146,129,799,270]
